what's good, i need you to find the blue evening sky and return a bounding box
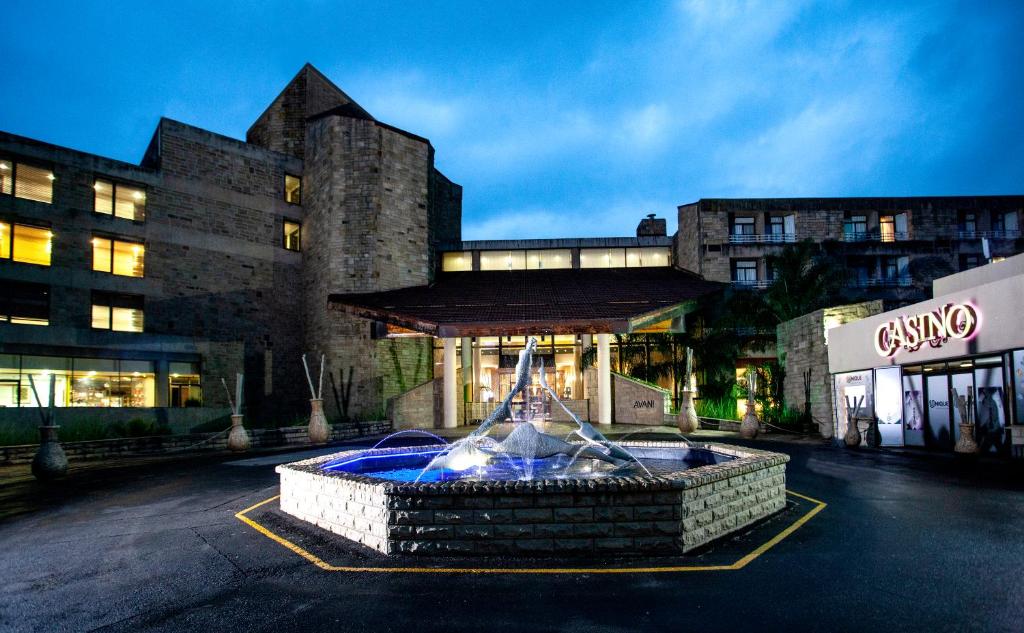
[2,1,1022,239]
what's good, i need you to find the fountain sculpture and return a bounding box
[277,337,790,556]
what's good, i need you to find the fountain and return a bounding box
[277,337,789,556]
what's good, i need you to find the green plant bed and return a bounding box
[695,397,740,421]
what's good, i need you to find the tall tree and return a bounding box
[762,240,845,323]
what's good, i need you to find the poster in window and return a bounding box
[975,365,1007,454]
[833,371,872,443]
[903,373,925,447]
[1014,350,1024,425]
[873,367,903,446]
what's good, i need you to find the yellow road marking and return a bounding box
[234,490,826,574]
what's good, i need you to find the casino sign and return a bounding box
[873,302,979,358]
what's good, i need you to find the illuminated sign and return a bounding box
[874,302,979,358]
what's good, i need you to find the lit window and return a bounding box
[0,281,49,326]
[169,361,202,407]
[285,175,301,204]
[625,247,670,267]
[0,221,9,259]
[71,358,154,407]
[442,251,472,271]
[880,215,895,242]
[0,160,54,203]
[94,179,146,221]
[91,292,143,332]
[0,159,11,195]
[12,224,52,266]
[526,249,571,270]
[283,221,301,251]
[579,248,626,268]
[479,250,526,271]
[92,237,144,277]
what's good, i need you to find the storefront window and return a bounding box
[833,370,873,443]
[479,250,526,271]
[442,251,472,272]
[19,356,71,407]
[169,362,202,407]
[579,248,626,268]
[526,249,571,270]
[0,354,18,408]
[71,358,154,407]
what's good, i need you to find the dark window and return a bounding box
[91,292,144,332]
[958,211,976,233]
[93,179,146,221]
[285,175,301,204]
[732,217,755,236]
[0,281,49,325]
[283,221,301,251]
[732,260,758,282]
[960,254,981,270]
[843,215,867,239]
[768,216,783,235]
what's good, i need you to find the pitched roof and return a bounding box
[329,267,723,337]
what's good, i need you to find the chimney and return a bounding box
[636,213,667,237]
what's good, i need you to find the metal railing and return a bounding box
[462,399,592,424]
[728,233,797,244]
[955,229,1021,240]
[841,231,911,242]
[730,279,771,288]
[848,276,912,288]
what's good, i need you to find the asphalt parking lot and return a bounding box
[2,436,1023,633]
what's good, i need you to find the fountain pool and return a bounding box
[276,338,789,556]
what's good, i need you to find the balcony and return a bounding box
[731,279,771,288]
[728,233,797,244]
[848,276,912,289]
[955,229,1021,240]
[841,231,911,243]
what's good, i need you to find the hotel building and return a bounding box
[1,64,1022,434]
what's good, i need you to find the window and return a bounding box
[625,247,670,267]
[169,362,202,407]
[0,281,49,325]
[71,357,154,407]
[732,217,755,236]
[961,254,982,270]
[283,221,301,252]
[579,248,626,268]
[0,159,54,203]
[733,260,757,282]
[92,237,144,277]
[285,175,301,204]
[91,292,144,332]
[959,211,976,234]
[93,179,146,221]
[441,251,472,271]
[5,224,52,266]
[843,215,867,239]
[994,211,1019,236]
[880,215,895,242]
[768,216,784,235]
[480,250,526,271]
[526,249,571,270]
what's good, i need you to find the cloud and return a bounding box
[463,198,677,241]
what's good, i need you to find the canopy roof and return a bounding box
[329,267,723,337]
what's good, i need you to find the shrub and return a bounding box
[695,397,740,421]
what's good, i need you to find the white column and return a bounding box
[597,333,612,426]
[443,337,458,429]
[461,337,473,403]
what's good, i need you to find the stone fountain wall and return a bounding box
[277,442,789,556]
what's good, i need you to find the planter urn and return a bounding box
[954,424,980,454]
[227,414,251,452]
[308,398,331,444]
[844,417,862,448]
[739,402,760,439]
[677,390,700,433]
[32,425,68,480]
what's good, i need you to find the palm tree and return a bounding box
[762,240,845,323]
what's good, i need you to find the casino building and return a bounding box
[828,253,1024,455]
[1,63,1022,435]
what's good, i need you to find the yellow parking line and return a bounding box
[235,490,826,574]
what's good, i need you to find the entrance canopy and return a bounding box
[328,267,723,337]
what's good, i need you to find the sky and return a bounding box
[2,1,1022,240]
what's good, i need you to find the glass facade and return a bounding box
[442,251,472,271]
[526,249,571,270]
[0,355,157,407]
[444,246,670,271]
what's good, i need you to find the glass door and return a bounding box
[903,367,926,447]
[924,367,952,450]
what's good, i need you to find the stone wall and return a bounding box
[277,442,789,556]
[0,420,391,466]
[387,379,439,429]
[776,301,884,437]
